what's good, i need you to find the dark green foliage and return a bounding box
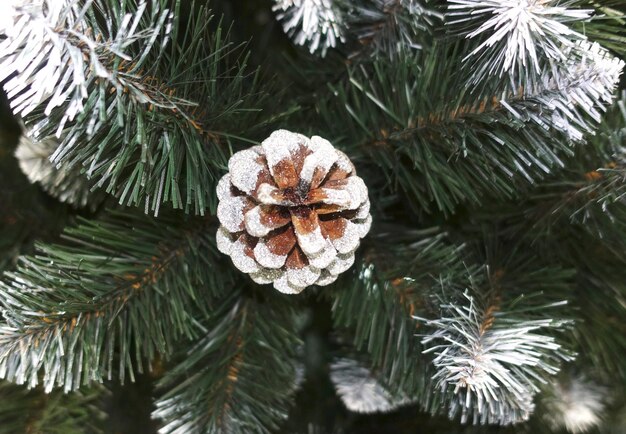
[342,0,444,59]
[0,381,107,434]
[571,266,626,382]
[0,136,69,273]
[576,0,626,58]
[0,211,230,391]
[154,291,301,434]
[317,44,615,215]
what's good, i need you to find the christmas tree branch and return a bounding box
[319,43,622,214]
[0,211,229,391]
[416,252,575,426]
[154,292,301,434]
[0,0,174,123]
[418,287,572,425]
[472,93,626,250]
[574,0,626,58]
[332,221,575,426]
[446,0,592,86]
[331,228,469,394]
[273,0,347,56]
[440,92,626,387]
[346,0,442,59]
[3,0,284,216]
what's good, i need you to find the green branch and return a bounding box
[0,211,230,391]
[154,292,301,434]
[318,43,621,214]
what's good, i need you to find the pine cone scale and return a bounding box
[290,143,313,176]
[314,203,346,215]
[286,246,308,269]
[319,217,347,241]
[291,208,327,257]
[244,205,291,237]
[228,149,273,195]
[230,234,261,274]
[325,153,354,181]
[272,159,300,189]
[299,138,338,188]
[254,238,289,269]
[266,226,297,256]
[216,196,255,233]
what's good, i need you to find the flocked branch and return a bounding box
[417,289,571,425]
[2,0,281,215]
[0,211,228,391]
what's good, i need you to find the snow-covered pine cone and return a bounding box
[216,130,372,294]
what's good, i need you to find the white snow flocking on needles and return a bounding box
[0,0,175,134]
[544,376,607,434]
[273,0,345,56]
[330,358,412,413]
[417,290,571,425]
[448,0,592,77]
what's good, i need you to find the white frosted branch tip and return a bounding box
[418,290,569,424]
[545,376,607,434]
[273,0,346,56]
[450,0,593,77]
[330,358,411,413]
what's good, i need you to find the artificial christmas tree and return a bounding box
[0,0,625,433]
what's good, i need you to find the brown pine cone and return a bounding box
[216,130,371,294]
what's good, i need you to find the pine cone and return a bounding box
[216,130,372,294]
